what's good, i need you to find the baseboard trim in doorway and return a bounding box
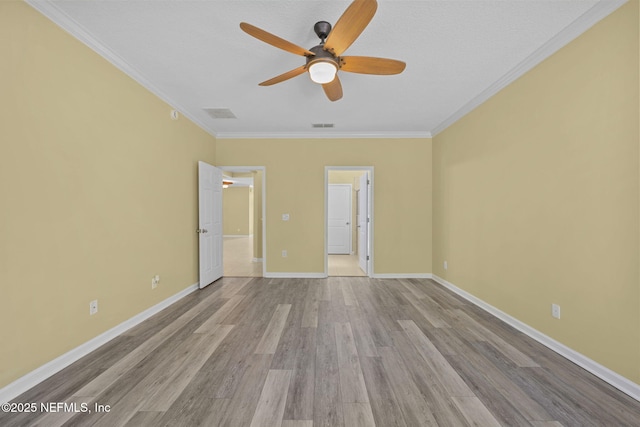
[252,258,263,263]
[0,282,199,404]
[372,273,433,279]
[431,275,640,402]
[264,272,327,279]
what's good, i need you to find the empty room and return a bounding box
[1,0,639,426]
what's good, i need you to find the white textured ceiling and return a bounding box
[28,0,624,138]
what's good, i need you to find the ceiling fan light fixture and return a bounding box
[240,0,403,100]
[308,60,337,84]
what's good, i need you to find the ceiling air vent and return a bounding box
[204,108,237,119]
[312,123,334,128]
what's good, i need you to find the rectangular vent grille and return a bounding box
[203,108,237,119]
[312,123,334,128]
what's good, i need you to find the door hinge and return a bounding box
[367,256,370,261]
[367,179,370,185]
[367,217,370,223]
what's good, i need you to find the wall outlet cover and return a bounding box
[552,303,561,319]
[89,300,98,315]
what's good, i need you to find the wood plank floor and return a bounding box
[3,277,640,426]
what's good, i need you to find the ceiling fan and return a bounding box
[240,0,405,102]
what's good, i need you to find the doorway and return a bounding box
[325,167,373,277]
[220,166,266,277]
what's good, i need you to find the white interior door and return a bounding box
[328,184,351,254]
[198,161,223,288]
[357,172,369,273]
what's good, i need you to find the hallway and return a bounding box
[224,236,262,277]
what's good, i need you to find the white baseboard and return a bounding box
[0,282,199,404]
[431,275,640,402]
[223,234,250,238]
[252,258,263,263]
[264,273,433,279]
[264,272,328,279]
[372,273,433,279]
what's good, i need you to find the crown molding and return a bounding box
[27,0,624,141]
[431,0,627,137]
[25,0,218,138]
[215,131,432,139]
[25,0,430,141]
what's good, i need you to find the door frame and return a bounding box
[324,166,374,277]
[357,172,369,273]
[219,166,267,277]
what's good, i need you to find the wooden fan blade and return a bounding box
[240,22,315,57]
[340,56,406,75]
[322,75,343,102]
[324,0,377,57]
[259,65,307,86]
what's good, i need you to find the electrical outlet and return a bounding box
[89,300,98,315]
[282,250,287,257]
[551,303,561,319]
[151,275,160,289]
[444,260,448,270]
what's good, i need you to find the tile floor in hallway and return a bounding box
[224,236,262,277]
[224,236,366,278]
[328,254,367,277]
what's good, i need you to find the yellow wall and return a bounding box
[0,2,216,387]
[223,187,251,235]
[433,1,639,382]
[216,138,432,274]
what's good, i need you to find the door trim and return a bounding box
[219,166,267,277]
[324,166,374,277]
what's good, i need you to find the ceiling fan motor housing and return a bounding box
[313,21,332,41]
[307,44,340,69]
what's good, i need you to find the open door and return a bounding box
[357,172,369,273]
[198,161,223,288]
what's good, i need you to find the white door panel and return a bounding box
[198,161,223,288]
[328,184,351,254]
